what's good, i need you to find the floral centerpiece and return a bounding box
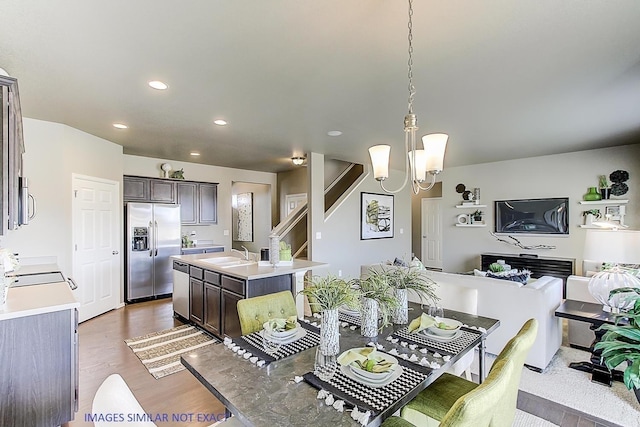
[357,273,399,337]
[299,275,359,355]
[378,264,439,324]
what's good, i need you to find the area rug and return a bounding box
[125,325,218,379]
[518,346,640,427]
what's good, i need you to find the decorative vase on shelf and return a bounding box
[361,297,379,337]
[392,288,409,324]
[319,309,340,356]
[599,187,611,200]
[583,187,602,201]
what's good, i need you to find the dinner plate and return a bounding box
[349,364,395,383]
[338,306,360,317]
[419,328,463,342]
[263,322,300,339]
[260,327,307,344]
[340,363,403,388]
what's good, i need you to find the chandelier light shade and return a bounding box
[368,0,448,195]
[583,229,640,312]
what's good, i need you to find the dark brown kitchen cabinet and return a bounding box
[177,182,197,224]
[204,283,221,335]
[0,308,78,427]
[123,175,176,203]
[221,289,243,338]
[0,75,25,234]
[177,181,218,225]
[189,277,204,325]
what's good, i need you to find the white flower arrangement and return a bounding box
[0,248,19,274]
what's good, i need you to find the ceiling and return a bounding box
[1,1,639,173]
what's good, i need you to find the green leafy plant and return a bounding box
[594,288,640,392]
[378,266,439,306]
[357,273,399,329]
[582,209,602,219]
[299,275,359,311]
[598,174,610,189]
[472,210,483,218]
[488,262,505,273]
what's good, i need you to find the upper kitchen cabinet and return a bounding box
[123,175,176,203]
[0,75,25,234]
[178,181,218,225]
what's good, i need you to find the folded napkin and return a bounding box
[266,315,298,332]
[337,347,375,367]
[407,313,437,333]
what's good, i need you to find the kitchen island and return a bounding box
[171,252,327,339]
[0,281,79,426]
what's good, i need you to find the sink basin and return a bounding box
[199,256,244,265]
[199,257,255,268]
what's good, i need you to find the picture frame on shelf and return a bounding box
[605,205,621,221]
[361,192,394,240]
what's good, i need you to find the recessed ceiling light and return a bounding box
[327,130,342,137]
[190,152,200,156]
[148,80,168,90]
[113,123,128,129]
[213,119,227,126]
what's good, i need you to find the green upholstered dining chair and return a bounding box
[236,291,298,335]
[398,318,538,427]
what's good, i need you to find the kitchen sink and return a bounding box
[199,257,255,268]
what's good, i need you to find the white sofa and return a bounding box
[361,265,563,371]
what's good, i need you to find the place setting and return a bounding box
[391,310,483,355]
[232,316,321,364]
[303,346,430,415]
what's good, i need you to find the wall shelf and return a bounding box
[455,223,486,227]
[456,204,487,208]
[578,199,628,205]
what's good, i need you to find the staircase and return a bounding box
[273,162,366,259]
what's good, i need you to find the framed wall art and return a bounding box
[361,192,394,240]
[234,192,253,241]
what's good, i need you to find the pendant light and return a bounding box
[368,0,448,194]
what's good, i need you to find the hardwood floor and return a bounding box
[67,298,622,427]
[67,298,224,427]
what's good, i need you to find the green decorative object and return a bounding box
[583,187,602,201]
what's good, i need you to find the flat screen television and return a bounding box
[494,197,569,235]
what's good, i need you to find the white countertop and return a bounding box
[0,281,79,321]
[171,252,328,280]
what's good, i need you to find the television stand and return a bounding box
[480,253,575,297]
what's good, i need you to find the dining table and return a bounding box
[181,302,500,427]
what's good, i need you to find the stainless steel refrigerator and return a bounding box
[125,203,181,302]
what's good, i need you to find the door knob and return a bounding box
[112,251,119,255]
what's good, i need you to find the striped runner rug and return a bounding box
[125,325,218,379]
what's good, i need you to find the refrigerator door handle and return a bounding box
[149,220,154,257]
[155,220,159,256]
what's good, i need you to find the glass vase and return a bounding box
[583,187,602,201]
[319,308,340,356]
[361,297,379,337]
[392,288,409,324]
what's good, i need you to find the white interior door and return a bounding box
[72,174,120,322]
[421,198,443,270]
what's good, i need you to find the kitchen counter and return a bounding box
[0,281,79,321]
[171,252,327,280]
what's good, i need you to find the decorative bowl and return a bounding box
[426,318,462,337]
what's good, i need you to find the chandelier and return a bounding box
[368,0,448,194]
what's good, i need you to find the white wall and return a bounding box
[439,144,640,274]
[1,118,123,279]
[123,155,277,250]
[311,154,413,280]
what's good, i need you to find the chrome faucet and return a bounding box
[231,246,249,260]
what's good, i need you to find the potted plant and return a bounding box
[378,265,439,324]
[299,275,359,355]
[356,273,399,337]
[598,175,611,200]
[582,209,602,226]
[594,288,640,403]
[471,210,483,224]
